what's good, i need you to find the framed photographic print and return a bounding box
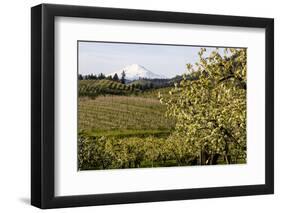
[31,3,274,209]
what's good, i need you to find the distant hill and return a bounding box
[79,72,199,98]
[107,64,167,80]
[79,79,140,98]
[128,78,170,89]
[128,75,185,90]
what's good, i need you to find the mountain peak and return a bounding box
[107,64,166,80]
[128,63,142,68]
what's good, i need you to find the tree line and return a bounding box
[79,71,126,84]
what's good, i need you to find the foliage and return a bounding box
[121,70,126,84]
[139,87,172,98]
[160,48,247,165]
[83,73,98,80]
[78,79,140,98]
[113,73,119,82]
[78,132,196,170]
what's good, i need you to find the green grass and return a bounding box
[82,129,172,138]
[138,87,172,98]
[78,95,175,132]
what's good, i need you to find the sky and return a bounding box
[78,41,226,78]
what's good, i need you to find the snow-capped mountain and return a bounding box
[107,64,167,80]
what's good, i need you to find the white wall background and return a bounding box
[0,0,279,212]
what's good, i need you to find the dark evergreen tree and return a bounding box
[84,74,97,80]
[78,74,83,80]
[121,70,126,84]
[98,73,106,80]
[106,75,113,80]
[91,74,97,80]
[113,73,119,82]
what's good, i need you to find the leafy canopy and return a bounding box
[160,48,247,165]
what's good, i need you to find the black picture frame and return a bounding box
[31,3,274,209]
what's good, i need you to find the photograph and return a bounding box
[77,41,247,171]
[30,2,274,209]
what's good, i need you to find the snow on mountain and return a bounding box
[107,64,167,80]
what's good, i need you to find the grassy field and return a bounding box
[77,82,183,170]
[78,95,175,133]
[138,87,171,98]
[78,87,181,170]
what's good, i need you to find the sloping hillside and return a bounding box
[79,79,140,97]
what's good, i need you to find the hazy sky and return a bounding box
[78,41,224,78]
